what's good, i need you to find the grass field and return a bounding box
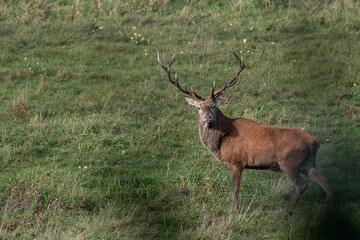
[0,0,360,239]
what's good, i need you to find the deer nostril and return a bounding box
[203,114,213,122]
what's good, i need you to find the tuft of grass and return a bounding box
[6,91,29,118]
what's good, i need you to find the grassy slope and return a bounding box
[0,1,360,239]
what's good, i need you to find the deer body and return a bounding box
[219,118,318,170]
[158,52,333,213]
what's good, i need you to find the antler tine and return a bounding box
[157,52,176,77]
[211,81,216,98]
[157,52,204,100]
[211,51,244,98]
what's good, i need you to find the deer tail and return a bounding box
[312,137,320,154]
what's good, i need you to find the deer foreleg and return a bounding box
[231,166,243,210]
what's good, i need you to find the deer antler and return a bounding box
[211,51,244,98]
[157,52,204,100]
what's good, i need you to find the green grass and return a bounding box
[1,1,360,239]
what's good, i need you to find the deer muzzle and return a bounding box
[202,114,213,123]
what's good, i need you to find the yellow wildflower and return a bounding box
[99,26,104,29]
[243,39,247,44]
[133,26,136,30]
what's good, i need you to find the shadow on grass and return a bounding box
[314,207,360,240]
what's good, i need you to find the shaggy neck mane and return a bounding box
[198,108,232,161]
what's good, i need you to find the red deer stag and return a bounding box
[157,51,333,213]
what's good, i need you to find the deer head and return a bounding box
[157,51,244,125]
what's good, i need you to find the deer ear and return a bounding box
[184,97,199,107]
[214,91,225,104]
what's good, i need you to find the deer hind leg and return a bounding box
[300,154,333,205]
[280,164,307,214]
[301,167,333,205]
[230,166,243,211]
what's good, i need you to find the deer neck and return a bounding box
[198,109,232,161]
